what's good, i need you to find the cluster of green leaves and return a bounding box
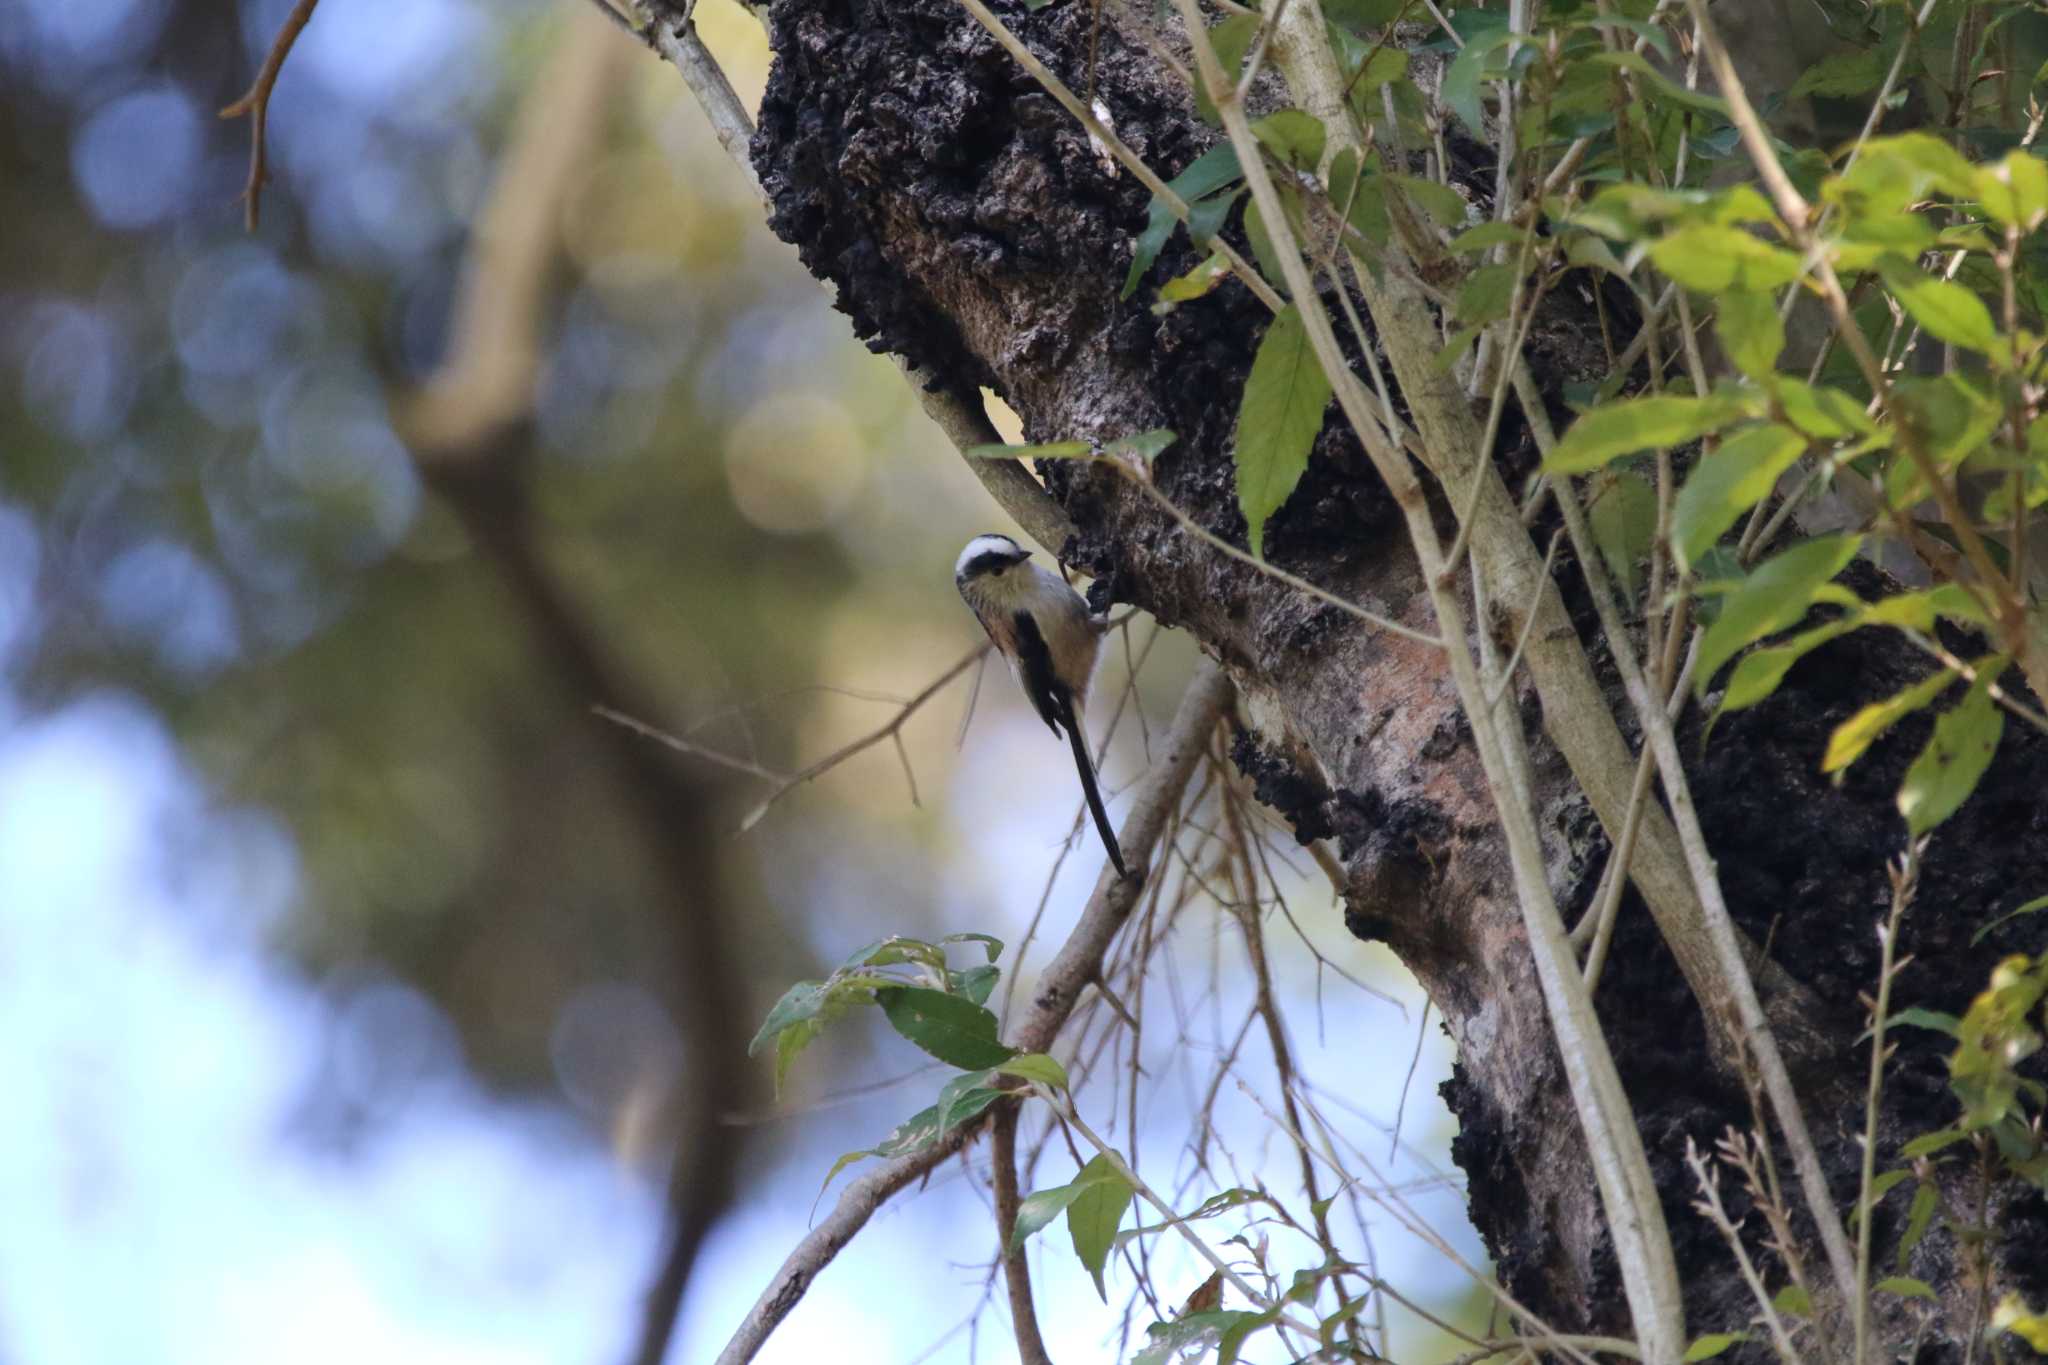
[749,934,1146,1294]
[1547,131,2048,834]
[1842,948,2048,1345]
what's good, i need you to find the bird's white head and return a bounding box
[954,533,1032,585]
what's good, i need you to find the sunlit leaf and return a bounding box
[1876,1276,1938,1301]
[1695,534,1861,687]
[966,440,1094,460]
[1824,664,1964,774]
[1978,150,2048,232]
[1233,304,1332,557]
[1156,251,1231,307]
[1650,225,1804,292]
[1674,422,1806,568]
[1684,1333,1748,1361]
[1879,258,1999,354]
[1122,144,1243,298]
[1548,392,1749,473]
[1898,659,2007,834]
[1715,617,1852,715]
[1995,1294,2048,1352]
[1715,291,1786,382]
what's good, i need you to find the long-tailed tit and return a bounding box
[954,533,1128,878]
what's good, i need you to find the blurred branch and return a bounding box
[626,0,1077,556]
[404,5,631,458]
[712,659,1234,1365]
[595,640,992,831]
[219,0,322,231]
[397,11,750,1365]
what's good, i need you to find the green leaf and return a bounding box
[1233,304,1333,557]
[1324,0,1405,34]
[1900,1127,1971,1159]
[1440,28,1516,137]
[1898,1180,1938,1268]
[1193,14,1260,125]
[1547,393,1748,474]
[1590,49,1732,117]
[1252,109,1326,170]
[1589,470,1657,597]
[1978,150,2048,232]
[1695,534,1862,688]
[1889,1007,1963,1037]
[1649,225,1804,292]
[995,1052,1071,1090]
[1156,252,1231,307]
[1684,1333,1749,1361]
[1855,1169,1915,1228]
[1774,376,1877,440]
[1879,258,1999,354]
[1447,221,1530,254]
[1674,423,1806,568]
[1130,1312,1265,1365]
[750,979,830,1057]
[949,963,999,1005]
[1122,144,1243,298]
[1975,894,2048,946]
[1824,665,1962,774]
[941,931,1004,962]
[1011,1178,1092,1251]
[1067,1152,1135,1298]
[1715,617,1853,716]
[1716,291,1786,382]
[1789,46,1889,98]
[930,1067,1007,1134]
[824,1084,1005,1189]
[966,440,1094,460]
[1898,659,2007,834]
[1454,262,1518,328]
[1394,174,1469,230]
[876,986,1018,1069]
[1772,1283,1812,1317]
[1997,1295,2048,1352]
[1876,1276,1938,1301]
[1104,429,1179,462]
[1242,193,1295,302]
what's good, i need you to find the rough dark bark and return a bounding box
[748,0,2048,1351]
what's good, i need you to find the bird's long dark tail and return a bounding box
[1060,698,1128,879]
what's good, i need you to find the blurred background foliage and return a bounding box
[0,0,1480,1358]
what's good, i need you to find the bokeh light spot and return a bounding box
[71,85,200,230]
[723,393,867,535]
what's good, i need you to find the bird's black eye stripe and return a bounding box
[958,550,1016,580]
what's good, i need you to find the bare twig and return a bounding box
[218,0,322,231]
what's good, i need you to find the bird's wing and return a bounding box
[1008,610,1069,736]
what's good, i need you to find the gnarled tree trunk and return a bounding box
[747,0,2048,1351]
